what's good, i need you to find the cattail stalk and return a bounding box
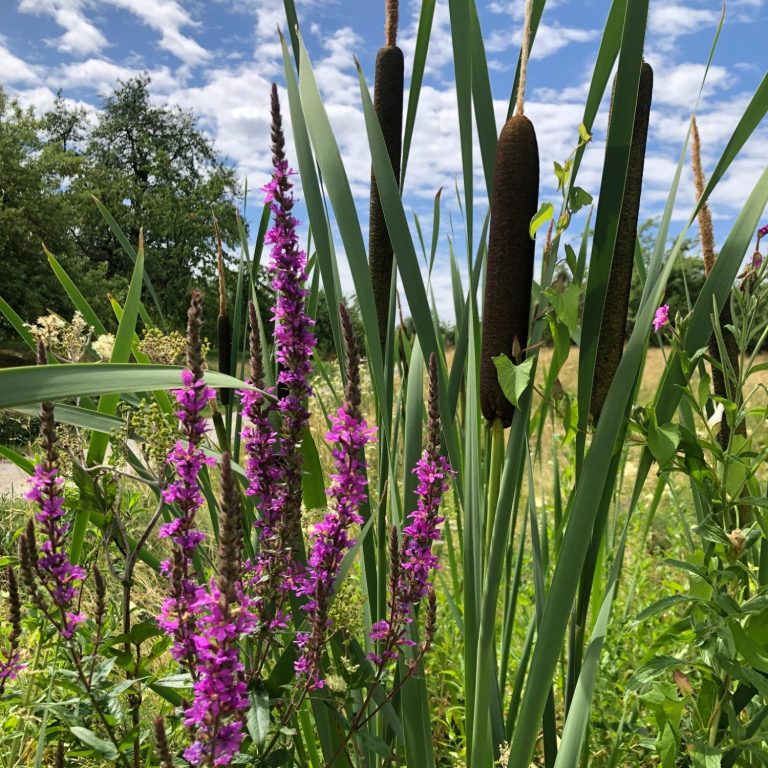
[369,0,404,347]
[691,116,744,449]
[590,61,654,421]
[479,78,539,423]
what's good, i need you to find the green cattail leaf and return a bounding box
[401,0,436,190]
[0,295,36,352]
[530,201,554,238]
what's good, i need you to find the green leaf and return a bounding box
[530,201,554,238]
[546,283,581,337]
[247,688,270,746]
[0,364,254,409]
[70,727,119,760]
[569,186,593,212]
[493,355,535,409]
[647,416,680,467]
[578,122,592,142]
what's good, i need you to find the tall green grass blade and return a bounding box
[470,0,497,196]
[92,197,165,324]
[44,247,108,337]
[296,36,386,420]
[355,60,462,480]
[0,365,252,409]
[401,0,437,189]
[447,0,474,253]
[0,296,36,352]
[281,34,345,367]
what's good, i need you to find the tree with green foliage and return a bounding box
[60,75,242,328]
[0,89,115,334]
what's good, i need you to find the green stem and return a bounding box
[484,417,505,561]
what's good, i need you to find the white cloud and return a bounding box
[18,0,108,56]
[103,0,210,65]
[0,43,41,83]
[649,4,720,45]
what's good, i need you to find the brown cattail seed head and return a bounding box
[154,717,174,768]
[186,290,205,381]
[590,61,653,422]
[217,453,243,601]
[480,113,539,426]
[368,41,404,348]
[340,303,361,416]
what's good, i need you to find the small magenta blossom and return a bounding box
[758,223,768,239]
[753,251,764,269]
[263,84,316,563]
[652,304,670,332]
[25,397,86,639]
[158,293,216,668]
[369,354,450,665]
[294,304,375,689]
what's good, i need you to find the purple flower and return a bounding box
[182,582,255,766]
[294,304,375,689]
[158,293,215,669]
[182,453,254,767]
[24,397,86,639]
[758,224,768,239]
[369,354,450,665]
[0,568,24,693]
[264,82,316,563]
[652,304,670,332]
[753,251,763,269]
[294,404,376,688]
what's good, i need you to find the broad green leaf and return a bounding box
[647,416,680,467]
[494,355,535,408]
[69,727,119,760]
[530,201,554,238]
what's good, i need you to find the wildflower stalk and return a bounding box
[691,115,745,449]
[294,303,376,689]
[0,567,23,694]
[213,212,232,406]
[157,291,216,673]
[265,82,315,562]
[183,453,254,767]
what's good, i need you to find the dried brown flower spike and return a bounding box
[590,61,654,421]
[480,0,539,426]
[369,0,404,348]
[691,115,744,449]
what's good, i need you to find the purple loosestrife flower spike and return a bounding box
[183,453,255,767]
[239,301,291,634]
[265,82,316,562]
[23,340,86,639]
[294,304,376,689]
[370,353,450,664]
[0,568,24,693]
[652,304,670,332]
[158,291,216,669]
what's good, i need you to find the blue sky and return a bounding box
[2,0,766,318]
